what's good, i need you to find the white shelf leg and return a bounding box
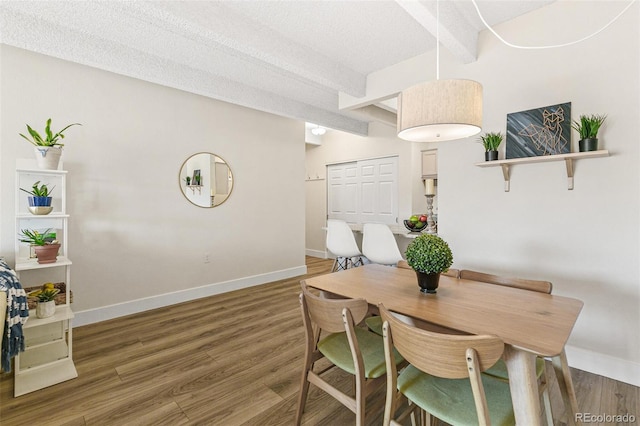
[501,164,511,192]
[565,159,574,190]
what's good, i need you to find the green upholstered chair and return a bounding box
[295,281,404,426]
[379,304,515,426]
[459,269,554,425]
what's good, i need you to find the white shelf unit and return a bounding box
[474,150,610,192]
[13,163,77,397]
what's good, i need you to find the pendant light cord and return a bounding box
[471,0,637,49]
[436,0,440,80]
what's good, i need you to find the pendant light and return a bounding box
[397,0,483,142]
[311,125,326,136]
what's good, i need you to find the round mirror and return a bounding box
[179,152,234,208]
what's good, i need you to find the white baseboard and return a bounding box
[73,264,307,327]
[565,344,640,387]
[305,249,327,258]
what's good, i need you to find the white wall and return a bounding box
[0,45,306,324]
[305,121,426,256]
[305,2,640,385]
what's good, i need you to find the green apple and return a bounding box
[409,215,420,223]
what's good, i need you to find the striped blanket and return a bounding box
[1,259,29,373]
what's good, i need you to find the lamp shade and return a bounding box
[397,79,483,142]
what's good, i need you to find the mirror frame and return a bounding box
[178,152,234,208]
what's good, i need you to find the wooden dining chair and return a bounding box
[295,281,404,426]
[379,304,515,426]
[459,269,554,425]
[459,269,552,294]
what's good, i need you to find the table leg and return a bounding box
[503,345,542,426]
[551,348,581,426]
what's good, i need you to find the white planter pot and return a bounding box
[34,146,62,170]
[36,300,56,319]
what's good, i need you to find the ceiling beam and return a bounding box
[349,105,397,127]
[0,3,369,136]
[395,0,478,64]
[123,1,367,98]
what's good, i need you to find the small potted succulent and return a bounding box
[19,118,81,170]
[28,283,61,318]
[18,228,60,264]
[571,114,606,152]
[20,181,55,215]
[405,234,453,294]
[479,132,504,161]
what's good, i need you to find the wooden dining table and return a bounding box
[304,263,584,426]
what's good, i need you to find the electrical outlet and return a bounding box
[204,253,210,263]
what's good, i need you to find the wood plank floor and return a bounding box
[1,257,637,425]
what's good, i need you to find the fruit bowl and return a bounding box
[404,219,427,233]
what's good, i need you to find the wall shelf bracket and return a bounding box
[187,185,202,194]
[565,159,574,190]
[475,150,609,192]
[501,164,511,192]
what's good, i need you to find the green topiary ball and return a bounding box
[405,234,453,274]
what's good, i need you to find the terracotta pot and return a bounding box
[34,244,60,264]
[416,271,440,294]
[36,300,56,319]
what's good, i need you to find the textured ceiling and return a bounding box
[0,0,554,136]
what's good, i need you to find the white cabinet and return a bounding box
[13,162,77,396]
[421,150,437,178]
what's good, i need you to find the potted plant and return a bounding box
[20,181,55,215]
[28,283,61,319]
[405,234,453,294]
[20,118,81,170]
[571,114,606,152]
[18,228,60,264]
[479,132,504,161]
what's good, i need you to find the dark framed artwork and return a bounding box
[192,169,201,186]
[506,102,571,159]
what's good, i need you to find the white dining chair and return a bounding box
[362,223,403,266]
[326,219,363,272]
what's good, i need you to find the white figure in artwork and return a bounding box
[518,107,568,155]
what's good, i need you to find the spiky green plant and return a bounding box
[20,181,55,197]
[18,228,53,246]
[405,234,453,274]
[19,118,81,147]
[478,132,504,152]
[571,114,606,139]
[31,288,60,302]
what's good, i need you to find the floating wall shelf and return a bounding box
[186,184,203,194]
[475,150,609,192]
